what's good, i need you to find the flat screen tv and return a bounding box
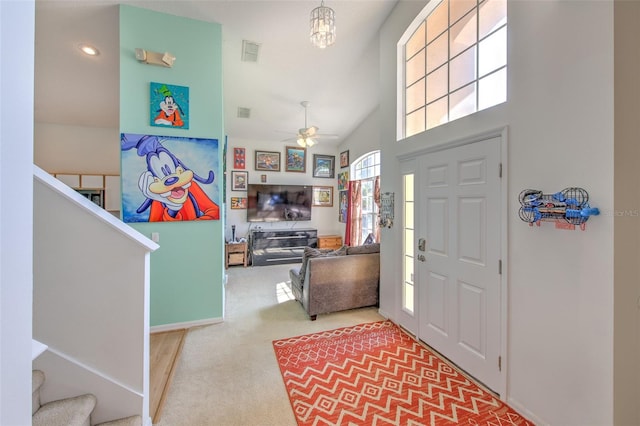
[246,184,312,222]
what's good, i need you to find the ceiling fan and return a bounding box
[284,101,338,148]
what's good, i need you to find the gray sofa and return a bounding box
[289,244,380,320]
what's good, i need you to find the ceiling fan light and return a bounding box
[306,139,316,147]
[310,1,336,49]
[297,137,306,147]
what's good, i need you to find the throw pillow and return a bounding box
[363,233,375,245]
[298,247,330,282]
[298,245,347,282]
[335,245,348,256]
[347,243,380,255]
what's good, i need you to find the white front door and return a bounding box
[417,136,502,391]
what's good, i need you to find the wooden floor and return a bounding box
[150,329,187,424]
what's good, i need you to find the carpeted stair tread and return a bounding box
[32,393,96,426]
[32,370,45,415]
[95,415,142,426]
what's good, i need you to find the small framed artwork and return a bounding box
[150,82,189,129]
[339,190,348,223]
[231,171,248,191]
[285,146,306,173]
[260,174,267,183]
[312,186,334,207]
[340,150,349,168]
[233,147,246,169]
[230,197,247,209]
[312,154,335,178]
[255,150,281,171]
[338,170,349,191]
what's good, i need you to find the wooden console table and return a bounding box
[318,235,343,250]
[225,242,248,268]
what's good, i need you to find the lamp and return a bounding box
[310,0,336,49]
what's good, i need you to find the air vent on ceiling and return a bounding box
[237,107,251,118]
[241,40,260,62]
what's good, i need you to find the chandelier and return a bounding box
[310,0,336,49]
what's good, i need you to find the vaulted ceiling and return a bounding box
[34,0,399,147]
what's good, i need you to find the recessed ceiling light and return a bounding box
[78,43,99,56]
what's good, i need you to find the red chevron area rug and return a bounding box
[273,320,531,426]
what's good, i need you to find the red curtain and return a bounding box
[344,181,352,246]
[348,180,363,246]
[374,176,381,243]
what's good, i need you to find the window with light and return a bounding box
[353,151,381,243]
[402,0,507,138]
[402,173,415,314]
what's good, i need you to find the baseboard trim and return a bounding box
[506,397,546,425]
[150,317,223,333]
[377,308,391,320]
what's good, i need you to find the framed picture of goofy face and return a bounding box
[121,133,220,223]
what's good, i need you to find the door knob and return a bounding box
[417,254,426,262]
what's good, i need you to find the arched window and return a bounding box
[347,151,381,246]
[399,0,507,138]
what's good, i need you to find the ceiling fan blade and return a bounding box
[314,133,339,140]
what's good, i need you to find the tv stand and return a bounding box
[250,228,317,266]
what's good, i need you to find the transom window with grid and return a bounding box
[402,0,507,138]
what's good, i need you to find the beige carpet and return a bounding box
[155,263,384,426]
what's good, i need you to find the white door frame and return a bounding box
[396,126,509,398]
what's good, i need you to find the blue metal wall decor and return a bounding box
[518,187,599,230]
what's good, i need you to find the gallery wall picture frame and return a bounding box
[312,186,334,207]
[233,147,246,169]
[231,171,248,191]
[339,190,348,223]
[255,150,281,172]
[230,197,247,209]
[312,154,335,178]
[338,170,349,191]
[340,150,349,168]
[285,146,306,173]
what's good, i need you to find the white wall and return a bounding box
[0,1,35,425]
[379,1,615,424]
[336,107,383,238]
[35,123,120,174]
[225,136,342,242]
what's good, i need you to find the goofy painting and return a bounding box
[121,133,220,222]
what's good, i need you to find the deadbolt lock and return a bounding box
[418,238,426,252]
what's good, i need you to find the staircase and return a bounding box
[32,168,159,425]
[32,370,142,426]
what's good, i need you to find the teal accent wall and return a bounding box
[119,5,224,326]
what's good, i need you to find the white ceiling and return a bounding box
[34,0,398,147]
